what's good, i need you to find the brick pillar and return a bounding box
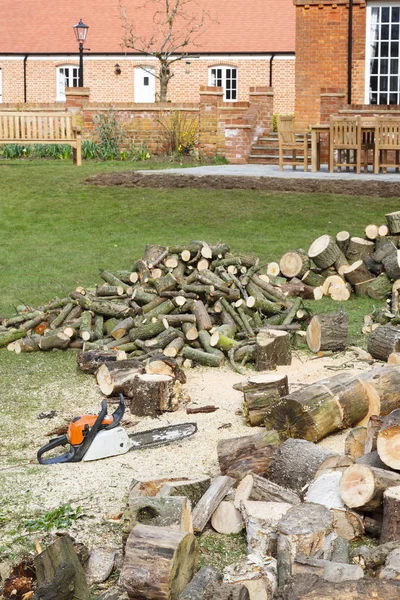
[198,86,224,158]
[65,87,90,112]
[319,87,347,163]
[248,86,274,135]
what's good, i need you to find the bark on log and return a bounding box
[356,450,390,469]
[365,415,383,453]
[124,374,183,416]
[345,237,375,262]
[191,300,212,331]
[242,500,292,556]
[306,311,348,353]
[160,478,211,507]
[345,427,367,460]
[380,485,400,544]
[240,373,289,427]
[277,503,335,588]
[217,430,281,480]
[236,472,301,506]
[336,231,351,254]
[367,325,400,362]
[308,235,341,269]
[383,249,400,281]
[267,439,335,494]
[223,557,277,600]
[77,349,125,373]
[280,576,400,600]
[264,372,370,442]
[342,260,374,286]
[33,535,90,600]
[38,331,70,351]
[386,210,400,234]
[182,346,224,367]
[203,582,250,600]
[96,360,143,396]
[340,464,400,511]
[121,523,197,600]
[255,329,291,371]
[351,541,400,571]
[192,475,235,533]
[377,409,400,470]
[179,566,222,600]
[292,555,363,583]
[111,317,136,340]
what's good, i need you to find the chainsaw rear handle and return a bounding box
[104,394,125,429]
[38,400,109,465]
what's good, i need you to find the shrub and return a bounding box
[93,109,126,160]
[157,111,198,155]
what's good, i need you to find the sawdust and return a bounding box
[0,350,370,560]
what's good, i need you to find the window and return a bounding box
[366,3,400,104]
[209,66,238,101]
[57,65,80,101]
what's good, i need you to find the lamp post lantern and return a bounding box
[73,18,89,87]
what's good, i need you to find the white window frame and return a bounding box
[365,1,400,104]
[208,66,238,102]
[56,64,80,101]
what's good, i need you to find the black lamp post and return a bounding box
[73,18,89,87]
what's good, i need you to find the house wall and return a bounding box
[294,0,367,127]
[0,56,295,115]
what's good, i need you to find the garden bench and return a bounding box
[0,112,82,165]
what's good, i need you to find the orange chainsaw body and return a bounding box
[68,414,114,445]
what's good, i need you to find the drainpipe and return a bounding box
[348,0,353,104]
[269,53,276,87]
[23,55,28,103]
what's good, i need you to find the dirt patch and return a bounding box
[85,171,400,197]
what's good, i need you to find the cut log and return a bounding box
[217,430,281,480]
[145,356,186,383]
[267,262,280,277]
[264,372,370,442]
[77,349,125,374]
[367,325,400,362]
[239,472,301,506]
[292,555,363,583]
[344,427,367,460]
[364,415,383,454]
[123,496,193,549]
[280,280,316,300]
[223,557,277,600]
[240,373,289,427]
[340,464,400,511]
[160,478,211,507]
[383,249,400,280]
[336,231,351,254]
[267,439,335,494]
[356,450,390,469]
[315,455,354,478]
[380,486,400,544]
[345,237,375,262]
[306,311,348,353]
[255,329,291,371]
[351,541,400,571]
[279,250,310,279]
[366,273,392,301]
[96,360,143,396]
[342,260,374,286]
[129,477,190,500]
[329,282,352,302]
[388,352,400,365]
[121,523,197,600]
[386,210,400,234]
[110,317,136,340]
[34,535,90,600]
[38,331,71,351]
[182,346,224,367]
[365,224,379,240]
[203,582,250,600]
[357,365,400,420]
[192,300,212,331]
[308,235,341,269]
[363,254,384,276]
[377,409,400,470]
[281,577,400,599]
[379,547,400,580]
[277,503,335,588]
[124,374,184,416]
[321,274,345,296]
[179,566,222,600]
[242,500,292,556]
[331,537,350,564]
[192,475,235,533]
[211,501,244,534]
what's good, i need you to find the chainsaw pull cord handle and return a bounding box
[104,394,125,430]
[37,400,109,465]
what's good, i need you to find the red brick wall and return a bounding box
[295,0,367,127]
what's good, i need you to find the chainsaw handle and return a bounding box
[37,434,75,465]
[103,394,125,430]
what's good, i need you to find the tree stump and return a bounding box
[96,359,143,396]
[255,329,291,371]
[306,311,348,353]
[277,503,335,588]
[264,372,370,442]
[124,374,184,416]
[377,409,400,470]
[308,235,341,269]
[121,523,197,600]
[339,464,400,511]
[217,431,281,481]
[367,325,400,362]
[266,439,335,493]
[380,486,400,544]
[34,535,90,600]
[239,373,289,427]
[241,500,292,556]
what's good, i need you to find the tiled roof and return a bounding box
[0,0,295,54]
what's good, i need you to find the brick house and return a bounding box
[0,0,295,115]
[295,0,400,127]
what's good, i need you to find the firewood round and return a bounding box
[308,235,341,269]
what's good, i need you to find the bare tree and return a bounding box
[120,0,210,102]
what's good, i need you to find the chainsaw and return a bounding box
[37,395,197,464]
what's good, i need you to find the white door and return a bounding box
[134,67,155,102]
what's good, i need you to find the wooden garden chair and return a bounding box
[277,115,311,172]
[373,116,400,174]
[329,116,363,174]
